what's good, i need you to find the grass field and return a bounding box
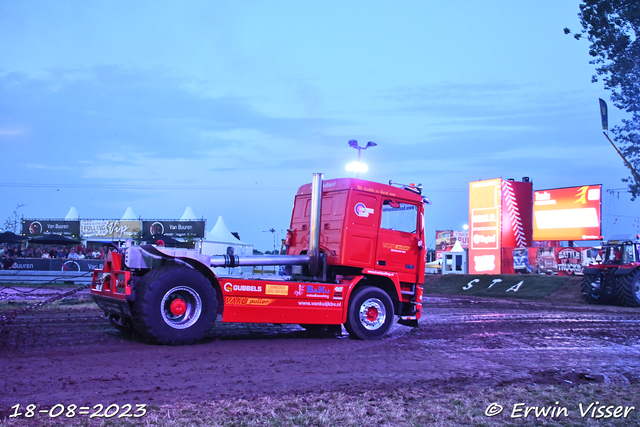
[2,383,639,426]
[425,274,571,299]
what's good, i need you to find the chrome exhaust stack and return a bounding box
[308,172,323,277]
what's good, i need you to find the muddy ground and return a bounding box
[2,277,640,419]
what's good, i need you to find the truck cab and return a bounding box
[287,178,425,281]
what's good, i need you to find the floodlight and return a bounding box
[346,162,368,173]
[347,138,377,177]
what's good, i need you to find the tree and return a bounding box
[565,0,640,199]
[3,204,25,234]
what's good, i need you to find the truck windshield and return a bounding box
[381,201,418,233]
[604,245,624,264]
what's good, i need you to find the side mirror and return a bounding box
[387,200,400,208]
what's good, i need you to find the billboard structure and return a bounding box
[80,220,142,240]
[21,220,80,238]
[142,220,206,239]
[468,179,533,274]
[532,185,602,241]
[435,230,469,260]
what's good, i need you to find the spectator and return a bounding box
[49,246,58,258]
[34,246,43,258]
[67,248,80,260]
[0,244,5,257]
[2,250,14,269]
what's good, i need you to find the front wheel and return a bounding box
[344,286,394,340]
[133,266,217,345]
[582,273,603,304]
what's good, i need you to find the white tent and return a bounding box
[65,207,79,220]
[202,216,253,274]
[121,207,138,220]
[450,239,464,252]
[180,207,197,220]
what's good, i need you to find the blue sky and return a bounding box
[0,1,638,250]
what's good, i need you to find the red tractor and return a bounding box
[91,174,429,344]
[582,236,640,306]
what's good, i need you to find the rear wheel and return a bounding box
[133,266,217,345]
[344,286,394,340]
[616,269,640,307]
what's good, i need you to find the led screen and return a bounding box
[533,185,602,241]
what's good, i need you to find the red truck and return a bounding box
[91,174,428,344]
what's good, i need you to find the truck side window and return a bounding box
[380,200,418,233]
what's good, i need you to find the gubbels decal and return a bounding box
[354,203,374,217]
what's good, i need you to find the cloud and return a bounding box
[0,66,348,157]
[0,66,358,191]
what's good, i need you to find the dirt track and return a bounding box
[2,281,640,418]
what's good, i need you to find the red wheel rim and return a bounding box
[366,306,378,322]
[170,298,187,316]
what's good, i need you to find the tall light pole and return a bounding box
[346,139,377,178]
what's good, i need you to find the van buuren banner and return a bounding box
[141,220,205,239]
[22,220,80,238]
[6,259,104,271]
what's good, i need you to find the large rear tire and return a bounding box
[344,286,394,340]
[133,266,217,345]
[616,269,640,307]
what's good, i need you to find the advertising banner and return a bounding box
[500,180,533,248]
[500,246,602,276]
[142,220,206,239]
[435,230,453,260]
[435,230,469,260]
[80,220,142,239]
[502,247,536,275]
[469,179,502,274]
[436,230,454,251]
[533,185,602,241]
[6,258,53,271]
[5,259,104,271]
[469,179,533,274]
[21,220,81,238]
[556,247,583,276]
[453,230,469,249]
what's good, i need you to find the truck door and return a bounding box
[375,199,421,282]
